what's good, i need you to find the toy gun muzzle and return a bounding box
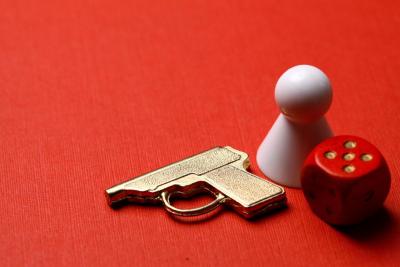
[105,146,286,219]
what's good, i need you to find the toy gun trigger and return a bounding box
[157,174,226,217]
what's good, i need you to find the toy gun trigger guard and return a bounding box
[156,174,227,217]
[161,191,225,217]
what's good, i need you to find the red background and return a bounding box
[1,1,399,266]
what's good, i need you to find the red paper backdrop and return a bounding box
[1,1,399,266]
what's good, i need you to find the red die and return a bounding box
[301,135,391,225]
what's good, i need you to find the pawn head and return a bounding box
[275,65,332,123]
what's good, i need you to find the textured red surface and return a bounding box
[1,1,400,266]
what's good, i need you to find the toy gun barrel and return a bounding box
[105,184,128,206]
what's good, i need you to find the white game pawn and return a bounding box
[257,65,333,188]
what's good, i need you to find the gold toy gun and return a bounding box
[105,146,286,218]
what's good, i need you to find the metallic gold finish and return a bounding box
[324,151,337,159]
[361,153,373,162]
[344,141,357,149]
[105,146,286,219]
[343,152,356,161]
[343,165,356,173]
